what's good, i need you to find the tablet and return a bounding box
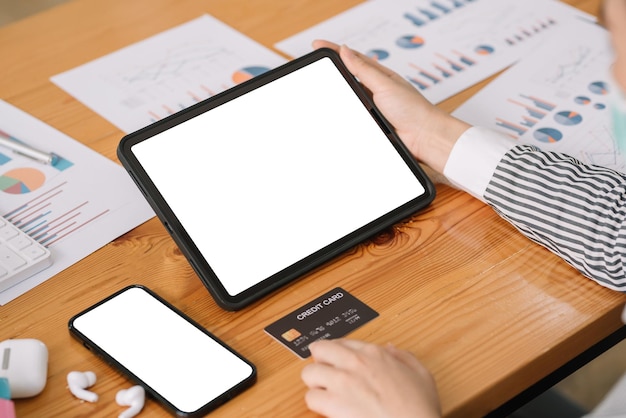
[117,48,435,310]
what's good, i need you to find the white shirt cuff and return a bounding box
[443,126,515,201]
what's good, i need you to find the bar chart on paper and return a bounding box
[51,15,286,134]
[0,100,154,304]
[275,0,591,104]
[3,182,111,248]
[0,143,106,248]
[453,18,624,173]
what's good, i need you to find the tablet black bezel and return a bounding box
[118,48,435,310]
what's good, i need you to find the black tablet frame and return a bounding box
[118,48,435,310]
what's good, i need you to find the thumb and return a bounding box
[338,44,408,92]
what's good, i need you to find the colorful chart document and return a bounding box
[452,19,623,173]
[0,100,154,304]
[51,15,287,134]
[275,0,592,104]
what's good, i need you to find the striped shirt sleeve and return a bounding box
[484,144,626,291]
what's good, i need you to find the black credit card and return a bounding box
[264,287,379,358]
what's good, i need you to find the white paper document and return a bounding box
[275,0,592,104]
[51,15,287,134]
[452,19,623,173]
[0,100,155,304]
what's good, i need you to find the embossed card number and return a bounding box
[264,287,379,359]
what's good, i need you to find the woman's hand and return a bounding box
[313,40,470,174]
[301,339,441,418]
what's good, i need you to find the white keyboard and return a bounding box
[0,217,52,292]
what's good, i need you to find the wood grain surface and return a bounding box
[2,0,624,417]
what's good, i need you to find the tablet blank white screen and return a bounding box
[131,57,425,296]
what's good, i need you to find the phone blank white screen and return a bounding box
[131,57,425,296]
[71,287,254,413]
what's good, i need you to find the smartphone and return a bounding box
[68,285,256,417]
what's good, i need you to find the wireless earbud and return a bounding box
[116,385,145,418]
[66,371,98,403]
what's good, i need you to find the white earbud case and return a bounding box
[0,339,48,398]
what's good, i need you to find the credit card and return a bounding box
[264,287,378,359]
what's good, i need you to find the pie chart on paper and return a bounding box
[588,81,609,95]
[232,66,270,84]
[533,127,563,144]
[574,96,591,105]
[475,45,495,55]
[396,35,425,49]
[554,111,583,126]
[367,49,390,61]
[0,167,46,194]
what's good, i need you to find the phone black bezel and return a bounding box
[68,285,257,417]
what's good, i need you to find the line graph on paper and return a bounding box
[51,15,287,133]
[539,45,592,86]
[581,125,622,169]
[102,42,260,125]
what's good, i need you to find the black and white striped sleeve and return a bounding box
[484,144,626,291]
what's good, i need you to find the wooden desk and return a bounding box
[2,0,624,416]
